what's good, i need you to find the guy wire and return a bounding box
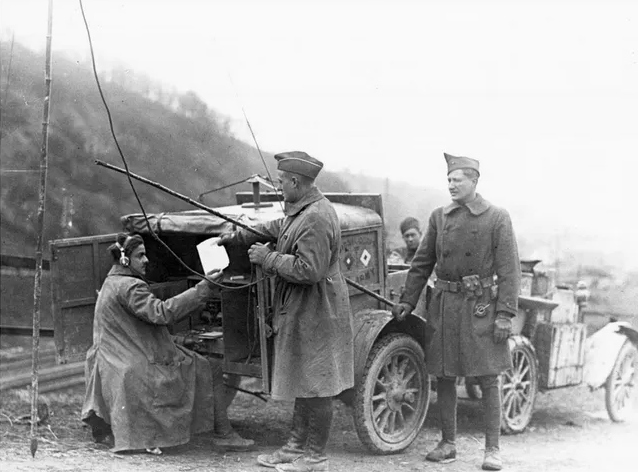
[213,34,284,213]
[78,0,266,290]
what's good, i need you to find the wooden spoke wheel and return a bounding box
[353,333,430,453]
[605,340,638,422]
[501,336,538,434]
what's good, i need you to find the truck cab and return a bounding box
[50,192,431,454]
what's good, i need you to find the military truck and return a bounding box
[50,188,638,453]
[50,191,431,454]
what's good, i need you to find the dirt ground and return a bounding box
[1,380,636,472]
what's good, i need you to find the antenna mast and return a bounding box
[30,0,54,457]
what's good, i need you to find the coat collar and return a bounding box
[108,264,142,279]
[443,193,491,216]
[284,186,324,216]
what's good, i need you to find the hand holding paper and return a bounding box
[197,237,230,274]
[204,269,224,285]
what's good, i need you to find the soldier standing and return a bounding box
[219,151,354,472]
[392,153,521,471]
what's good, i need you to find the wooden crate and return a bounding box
[520,272,533,297]
[533,322,587,389]
[531,269,556,297]
[548,289,579,323]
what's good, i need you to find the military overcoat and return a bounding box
[401,194,521,377]
[233,186,354,400]
[81,265,216,452]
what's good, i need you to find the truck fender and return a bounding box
[584,321,638,390]
[352,309,431,384]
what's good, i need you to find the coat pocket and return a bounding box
[471,298,496,337]
[278,283,293,315]
[149,355,191,407]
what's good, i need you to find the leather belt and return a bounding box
[435,276,495,293]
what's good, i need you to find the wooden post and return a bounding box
[30,0,54,457]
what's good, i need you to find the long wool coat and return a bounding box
[401,194,521,377]
[234,186,354,400]
[81,265,216,452]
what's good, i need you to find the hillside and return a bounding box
[0,42,350,256]
[338,169,448,250]
[1,42,636,324]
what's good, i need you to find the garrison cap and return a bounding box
[444,152,480,176]
[275,151,324,179]
[400,217,420,235]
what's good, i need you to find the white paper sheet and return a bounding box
[196,237,230,273]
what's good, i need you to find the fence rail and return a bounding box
[1,254,50,271]
[0,352,84,394]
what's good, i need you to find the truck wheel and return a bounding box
[605,340,638,422]
[353,333,430,454]
[501,335,538,434]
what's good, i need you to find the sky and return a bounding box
[2,0,638,267]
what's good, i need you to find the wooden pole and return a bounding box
[95,159,270,239]
[30,0,54,457]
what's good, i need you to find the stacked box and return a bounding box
[531,269,556,297]
[534,322,587,389]
[549,289,578,323]
[520,272,533,297]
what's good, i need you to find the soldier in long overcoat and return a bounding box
[392,153,520,471]
[82,233,254,453]
[218,151,354,472]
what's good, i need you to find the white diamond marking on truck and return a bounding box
[360,249,371,267]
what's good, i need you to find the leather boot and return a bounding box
[479,375,501,451]
[479,376,503,471]
[213,429,255,451]
[436,377,458,445]
[258,399,307,468]
[426,377,457,463]
[275,397,332,472]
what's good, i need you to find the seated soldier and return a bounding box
[81,233,254,454]
[388,217,422,265]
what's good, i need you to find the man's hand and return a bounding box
[202,269,224,286]
[391,302,414,322]
[248,243,271,266]
[217,233,235,246]
[493,312,513,343]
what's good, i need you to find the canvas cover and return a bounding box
[121,203,381,236]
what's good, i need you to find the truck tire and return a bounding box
[353,333,430,454]
[605,340,638,422]
[501,335,538,434]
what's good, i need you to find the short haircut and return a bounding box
[292,173,315,187]
[107,233,144,262]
